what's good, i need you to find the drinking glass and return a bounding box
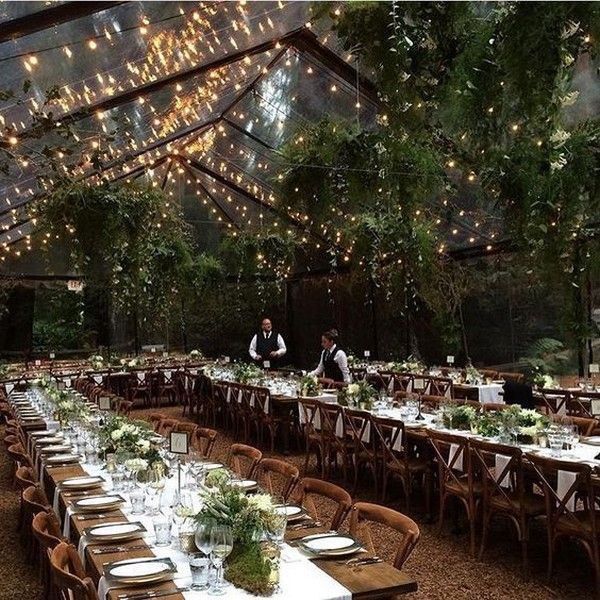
[189,553,211,591]
[129,488,145,515]
[209,525,233,596]
[548,429,563,457]
[153,514,171,547]
[267,510,287,547]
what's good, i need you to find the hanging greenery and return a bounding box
[34,180,195,323]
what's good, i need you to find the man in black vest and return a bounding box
[249,318,287,369]
[308,329,350,383]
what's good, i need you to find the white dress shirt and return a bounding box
[308,344,351,383]
[249,332,287,360]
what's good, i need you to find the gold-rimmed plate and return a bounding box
[85,521,146,542]
[73,494,125,513]
[105,557,176,585]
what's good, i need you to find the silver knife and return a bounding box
[116,586,189,599]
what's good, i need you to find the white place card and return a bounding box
[169,431,189,455]
[364,350,370,358]
[591,400,600,416]
[98,397,112,411]
[49,352,55,359]
[162,351,168,358]
[447,355,455,364]
[35,360,41,367]
[223,356,230,363]
[263,360,271,369]
[590,363,599,374]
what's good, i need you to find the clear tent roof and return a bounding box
[0,1,501,264]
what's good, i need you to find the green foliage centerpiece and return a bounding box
[195,478,281,595]
[338,380,377,410]
[98,414,166,472]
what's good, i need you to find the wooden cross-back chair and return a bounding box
[427,429,480,556]
[349,502,420,570]
[256,457,299,502]
[50,542,98,600]
[469,438,544,576]
[295,477,352,531]
[526,453,600,592]
[227,443,262,479]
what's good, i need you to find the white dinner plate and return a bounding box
[300,534,361,556]
[60,476,104,489]
[35,437,64,444]
[40,444,72,453]
[74,495,123,511]
[105,557,176,584]
[274,504,305,521]
[87,522,145,540]
[46,454,80,464]
[232,479,258,490]
[203,463,223,470]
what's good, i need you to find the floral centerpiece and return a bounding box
[195,478,281,595]
[98,414,166,472]
[338,380,376,410]
[189,349,204,360]
[54,395,91,425]
[88,354,105,370]
[530,365,557,389]
[388,354,426,374]
[465,405,549,443]
[121,356,146,371]
[442,404,477,430]
[464,362,483,384]
[298,374,321,397]
[232,362,265,385]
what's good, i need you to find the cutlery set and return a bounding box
[338,555,383,566]
[116,588,190,600]
[92,544,154,555]
[288,520,322,530]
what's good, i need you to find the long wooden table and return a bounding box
[40,445,417,600]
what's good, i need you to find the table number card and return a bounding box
[223,356,230,363]
[49,352,55,359]
[590,363,599,374]
[162,351,169,358]
[263,360,271,369]
[35,359,41,367]
[169,431,189,455]
[98,397,112,411]
[591,399,600,416]
[447,355,455,365]
[364,350,370,358]
[151,346,156,353]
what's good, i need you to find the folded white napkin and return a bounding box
[448,443,464,472]
[556,470,578,512]
[494,454,511,488]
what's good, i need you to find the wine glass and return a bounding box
[208,524,233,596]
[194,521,215,557]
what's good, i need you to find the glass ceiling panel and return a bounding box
[0,1,65,22]
[0,1,309,133]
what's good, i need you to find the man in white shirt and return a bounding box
[308,329,350,383]
[249,318,287,369]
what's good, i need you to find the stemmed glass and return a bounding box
[208,524,233,596]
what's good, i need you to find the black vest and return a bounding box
[323,346,344,382]
[255,331,280,367]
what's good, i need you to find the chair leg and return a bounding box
[479,509,491,560]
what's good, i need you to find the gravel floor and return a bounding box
[1,405,597,600]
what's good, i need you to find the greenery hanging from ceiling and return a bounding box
[271,0,600,361]
[33,180,195,337]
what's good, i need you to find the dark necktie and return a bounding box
[324,350,330,362]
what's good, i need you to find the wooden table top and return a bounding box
[41,438,418,600]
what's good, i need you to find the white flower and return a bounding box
[550,129,571,148]
[248,494,274,512]
[111,429,123,441]
[125,458,148,472]
[560,91,579,107]
[136,439,150,451]
[347,383,360,396]
[550,153,567,172]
